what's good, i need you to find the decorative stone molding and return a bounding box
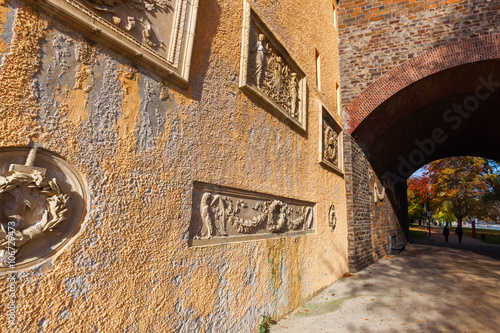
[239,1,307,132]
[189,182,315,246]
[373,182,385,203]
[319,104,343,173]
[22,0,199,88]
[0,147,88,272]
[328,204,337,232]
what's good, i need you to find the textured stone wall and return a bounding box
[344,133,405,272]
[0,0,346,331]
[339,0,500,111]
[339,0,499,271]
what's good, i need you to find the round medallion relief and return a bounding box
[0,147,88,272]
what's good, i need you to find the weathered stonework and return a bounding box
[0,0,345,331]
[319,104,342,173]
[190,182,315,246]
[239,0,307,131]
[0,147,88,272]
[328,204,337,232]
[23,0,200,87]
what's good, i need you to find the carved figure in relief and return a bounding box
[80,0,173,49]
[0,148,69,267]
[329,204,337,232]
[200,193,228,239]
[267,200,287,233]
[197,192,315,238]
[289,73,299,118]
[289,206,313,230]
[373,182,385,202]
[251,33,271,89]
[324,124,338,164]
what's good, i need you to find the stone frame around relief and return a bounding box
[22,0,199,88]
[0,147,89,273]
[319,104,343,174]
[188,182,316,247]
[239,1,307,132]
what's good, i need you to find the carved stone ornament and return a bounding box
[373,182,385,202]
[190,183,315,246]
[22,0,199,87]
[239,1,307,132]
[0,147,88,272]
[319,105,343,173]
[328,204,337,232]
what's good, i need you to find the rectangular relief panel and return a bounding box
[24,0,199,87]
[189,182,315,247]
[239,1,307,132]
[319,104,343,174]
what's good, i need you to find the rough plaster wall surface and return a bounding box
[0,0,347,331]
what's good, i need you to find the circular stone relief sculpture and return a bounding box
[0,147,88,272]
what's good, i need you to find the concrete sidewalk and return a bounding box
[271,233,500,333]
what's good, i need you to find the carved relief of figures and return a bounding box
[323,123,338,166]
[195,190,315,240]
[329,204,337,232]
[251,33,271,89]
[289,73,299,118]
[239,3,306,130]
[79,0,173,50]
[320,106,342,172]
[200,193,228,239]
[0,148,70,267]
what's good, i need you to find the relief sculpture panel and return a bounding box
[0,147,88,272]
[190,183,315,246]
[239,1,307,131]
[23,0,199,87]
[319,105,343,173]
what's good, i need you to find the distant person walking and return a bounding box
[456,225,464,244]
[443,226,450,243]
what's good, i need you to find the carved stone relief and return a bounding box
[190,183,315,246]
[328,204,337,232]
[319,105,343,173]
[239,1,307,131]
[373,182,386,202]
[0,147,88,272]
[22,0,199,87]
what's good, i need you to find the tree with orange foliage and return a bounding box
[425,156,490,227]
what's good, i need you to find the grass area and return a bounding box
[449,227,500,245]
[409,225,429,240]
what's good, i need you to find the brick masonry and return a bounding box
[338,0,500,108]
[338,0,500,270]
[344,132,407,271]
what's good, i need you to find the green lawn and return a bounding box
[449,227,500,245]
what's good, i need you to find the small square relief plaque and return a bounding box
[25,0,199,87]
[239,1,307,131]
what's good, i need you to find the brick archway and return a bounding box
[344,34,500,133]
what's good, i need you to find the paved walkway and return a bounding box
[271,228,500,333]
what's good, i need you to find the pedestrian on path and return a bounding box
[456,225,464,244]
[443,226,450,243]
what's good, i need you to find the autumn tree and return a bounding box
[425,156,491,227]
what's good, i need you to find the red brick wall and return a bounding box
[339,0,500,270]
[339,0,500,115]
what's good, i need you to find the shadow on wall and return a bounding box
[188,0,222,101]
